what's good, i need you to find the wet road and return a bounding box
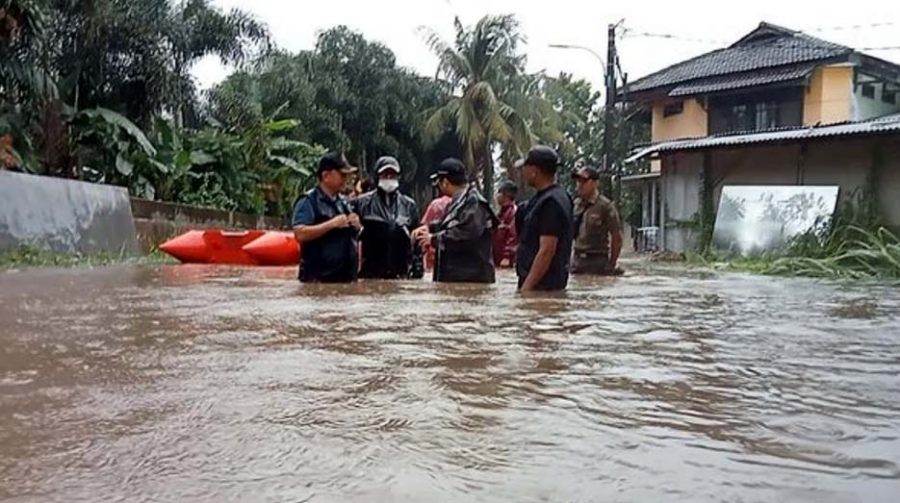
[1,264,899,502]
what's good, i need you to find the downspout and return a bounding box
[796,143,808,185]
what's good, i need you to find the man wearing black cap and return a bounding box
[572,166,624,276]
[292,151,362,283]
[352,156,424,280]
[412,158,498,283]
[516,145,574,292]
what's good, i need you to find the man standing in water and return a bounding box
[572,166,624,276]
[516,146,574,292]
[493,180,519,268]
[353,156,424,279]
[412,158,498,283]
[292,152,362,283]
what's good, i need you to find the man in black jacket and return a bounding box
[412,158,498,284]
[353,156,424,279]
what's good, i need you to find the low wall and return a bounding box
[0,171,139,255]
[131,198,288,252]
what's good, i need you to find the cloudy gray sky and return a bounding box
[194,0,900,94]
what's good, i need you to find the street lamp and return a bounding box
[550,38,622,200]
[548,44,607,71]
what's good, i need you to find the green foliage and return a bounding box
[47,0,268,126]
[0,245,173,269]
[423,14,534,198]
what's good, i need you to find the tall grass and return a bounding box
[766,226,900,279]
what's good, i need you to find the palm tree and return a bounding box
[0,0,55,104]
[163,0,270,127]
[422,15,533,198]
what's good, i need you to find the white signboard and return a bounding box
[712,185,840,256]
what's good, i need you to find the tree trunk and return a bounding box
[479,141,494,201]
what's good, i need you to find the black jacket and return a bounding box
[353,189,424,279]
[429,186,499,284]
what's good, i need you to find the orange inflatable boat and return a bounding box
[159,229,300,266]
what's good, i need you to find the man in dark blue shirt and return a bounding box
[292,152,362,283]
[516,146,574,292]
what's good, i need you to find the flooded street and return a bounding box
[1,264,899,502]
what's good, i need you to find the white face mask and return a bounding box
[379,179,399,193]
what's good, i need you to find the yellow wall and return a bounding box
[651,98,708,142]
[803,65,853,125]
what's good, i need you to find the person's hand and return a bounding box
[411,225,427,240]
[328,215,350,230]
[500,258,510,268]
[415,229,432,249]
[348,213,362,230]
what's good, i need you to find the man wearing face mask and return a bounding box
[352,156,424,280]
[412,158,498,284]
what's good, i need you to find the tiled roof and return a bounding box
[668,63,818,97]
[625,113,900,163]
[625,23,852,96]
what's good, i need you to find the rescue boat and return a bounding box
[159,229,300,266]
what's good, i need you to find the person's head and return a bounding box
[374,156,401,194]
[318,151,358,195]
[355,176,375,196]
[430,158,468,197]
[573,166,601,199]
[522,145,560,188]
[496,180,518,206]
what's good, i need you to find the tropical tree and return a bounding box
[47,0,267,126]
[1,0,56,170]
[162,0,269,127]
[422,14,533,198]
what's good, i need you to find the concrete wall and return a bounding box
[851,74,900,121]
[661,153,703,252]
[131,199,288,252]
[659,135,900,252]
[652,98,708,142]
[804,65,854,125]
[0,171,138,255]
[876,140,900,229]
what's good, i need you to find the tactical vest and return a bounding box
[298,187,358,283]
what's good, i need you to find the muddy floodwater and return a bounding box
[1,264,899,502]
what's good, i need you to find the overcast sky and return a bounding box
[194,0,900,94]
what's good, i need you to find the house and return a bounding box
[621,22,900,253]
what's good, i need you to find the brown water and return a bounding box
[1,264,899,502]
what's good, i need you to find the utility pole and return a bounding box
[603,22,619,199]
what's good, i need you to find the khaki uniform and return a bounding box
[572,191,621,275]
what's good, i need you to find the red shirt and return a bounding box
[493,202,518,267]
[421,196,452,271]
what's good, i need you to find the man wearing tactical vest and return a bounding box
[292,152,362,283]
[412,158,498,284]
[516,146,574,292]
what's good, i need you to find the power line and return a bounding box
[859,46,900,51]
[810,21,895,32]
[620,28,726,46]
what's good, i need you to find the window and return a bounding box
[708,88,803,135]
[884,89,898,105]
[663,101,684,117]
[861,83,876,99]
